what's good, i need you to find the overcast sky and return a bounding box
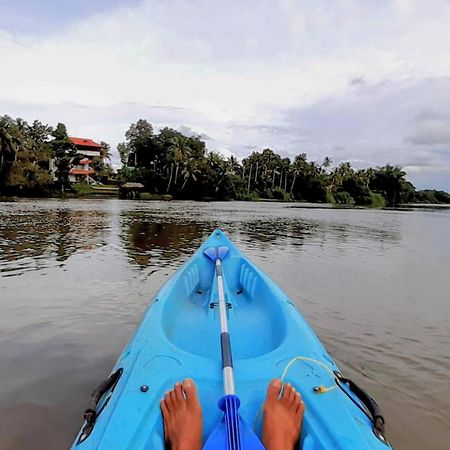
[1,0,449,190]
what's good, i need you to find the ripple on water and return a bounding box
[0,199,450,450]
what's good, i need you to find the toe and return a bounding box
[266,379,282,402]
[160,398,170,418]
[281,383,292,404]
[164,390,174,412]
[174,382,184,402]
[288,386,297,406]
[182,378,198,405]
[169,388,178,406]
[295,393,305,417]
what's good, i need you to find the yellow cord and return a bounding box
[280,356,337,393]
[253,356,337,428]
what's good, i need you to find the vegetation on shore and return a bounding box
[117,119,450,207]
[0,115,112,196]
[1,115,450,206]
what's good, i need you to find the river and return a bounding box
[0,199,449,450]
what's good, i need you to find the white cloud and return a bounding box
[1,0,450,189]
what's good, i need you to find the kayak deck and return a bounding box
[72,229,390,450]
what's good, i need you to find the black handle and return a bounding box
[334,371,389,445]
[76,368,123,445]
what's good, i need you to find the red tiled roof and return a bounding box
[79,159,91,165]
[70,169,95,175]
[69,137,102,148]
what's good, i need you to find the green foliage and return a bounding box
[73,183,95,195]
[91,156,114,183]
[341,177,372,205]
[415,189,450,204]
[334,191,355,205]
[139,192,173,201]
[370,193,386,208]
[369,164,408,206]
[2,115,449,205]
[50,123,77,192]
[0,116,53,194]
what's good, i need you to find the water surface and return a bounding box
[0,199,449,450]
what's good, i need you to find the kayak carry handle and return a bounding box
[76,368,123,445]
[334,371,389,445]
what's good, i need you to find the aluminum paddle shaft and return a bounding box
[216,258,236,396]
[203,243,265,450]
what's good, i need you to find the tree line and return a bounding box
[1,115,449,206]
[118,119,450,206]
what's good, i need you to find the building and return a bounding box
[68,137,104,184]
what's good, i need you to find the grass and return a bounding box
[139,192,173,200]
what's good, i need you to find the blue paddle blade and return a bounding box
[203,395,264,450]
[204,246,229,261]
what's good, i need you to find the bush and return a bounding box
[272,187,290,201]
[334,191,355,205]
[239,191,260,201]
[370,193,385,208]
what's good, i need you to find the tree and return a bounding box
[122,119,159,169]
[181,158,200,190]
[0,117,53,193]
[100,141,112,160]
[0,116,18,179]
[370,165,407,206]
[168,136,191,186]
[50,123,77,192]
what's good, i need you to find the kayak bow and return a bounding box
[72,229,391,450]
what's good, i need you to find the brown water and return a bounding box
[0,199,449,450]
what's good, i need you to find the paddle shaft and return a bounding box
[215,258,236,396]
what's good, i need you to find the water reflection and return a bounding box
[0,199,449,450]
[0,201,404,278]
[0,206,109,276]
[120,217,205,268]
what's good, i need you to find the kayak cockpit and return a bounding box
[161,252,287,360]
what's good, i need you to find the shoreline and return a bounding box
[1,194,450,210]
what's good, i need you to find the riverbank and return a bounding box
[3,189,450,210]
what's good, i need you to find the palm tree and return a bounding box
[100,141,112,160]
[181,158,200,190]
[289,153,307,193]
[322,156,332,170]
[227,155,240,175]
[168,136,191,186]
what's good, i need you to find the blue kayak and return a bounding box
[72,229,391,449]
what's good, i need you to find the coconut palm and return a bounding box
[181,158,200,190]
[289,153,307,193]
[168,136,192,186]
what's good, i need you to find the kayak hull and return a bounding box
[72,229,391,449]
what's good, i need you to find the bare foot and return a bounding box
[262,379,304,450]
[160,379,202,450]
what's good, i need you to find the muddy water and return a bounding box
[0,199,449,449]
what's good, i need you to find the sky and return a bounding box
[1,0,450,190]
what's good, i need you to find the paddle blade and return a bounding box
[203,246,229,261]
[203,395,264,450]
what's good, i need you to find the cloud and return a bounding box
[349,78,367,87]
[406,113,450,146]
[1,0,450,189]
